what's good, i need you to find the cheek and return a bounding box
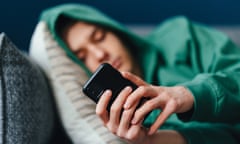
[85,58,100,72]
[104,36,125,53]
[123,61,132,70]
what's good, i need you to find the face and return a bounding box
[64,22,136,73]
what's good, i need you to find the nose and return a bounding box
[88,44,108,62]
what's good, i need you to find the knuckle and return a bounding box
[126,133,138,141]
[116,131,125,138]
[146,100,157,108]
[138,86,147,94]
[134,109,143,118]
[161,91,170,98]
[107,124,117,134]
[121,110,129,118]
[95,108,104,116]
[110,105,121,113]
[169,99,178,109]
[133,110,142,121]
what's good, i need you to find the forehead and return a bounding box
[65,22,95,50]
[67,22,95,36]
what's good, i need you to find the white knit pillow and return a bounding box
[29,22,127,144]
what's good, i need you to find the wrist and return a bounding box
[177,86,194,113]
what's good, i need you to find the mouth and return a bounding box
[111,57,122,70]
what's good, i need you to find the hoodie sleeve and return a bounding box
[176,18,240,124]
[148,16,240,124]
[143,16,240,144]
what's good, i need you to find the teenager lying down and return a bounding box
[39,3,240,144]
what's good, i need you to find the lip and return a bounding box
[111,57,122,70]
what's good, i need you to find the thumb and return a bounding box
[121,71,147,86]
[148,100,177,135]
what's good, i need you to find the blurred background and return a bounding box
[1,0,240,51]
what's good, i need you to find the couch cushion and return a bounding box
[30,22,127,144]
[0,33,55,144]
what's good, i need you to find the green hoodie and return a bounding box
[40,3,240,144]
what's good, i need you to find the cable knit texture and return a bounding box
[0,33,55,144]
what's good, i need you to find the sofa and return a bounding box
[1,2,240,143]
[1,23,240,143]
[0,33,72,144]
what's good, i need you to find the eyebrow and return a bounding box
[89,27,98,40]
[72,26,97,54]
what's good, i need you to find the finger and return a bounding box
[148,100,177,135]
[124,85,159,109]
[117,103,138,137]
[109,86,132,127]
[131,98,160,125]
[121,71,147,86]
[126,122,145,141]
[96,90,112,124]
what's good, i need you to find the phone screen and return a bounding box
[82,63,138,111]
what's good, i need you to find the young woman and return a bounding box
[40,4,240,144]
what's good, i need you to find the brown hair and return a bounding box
[55,14,139,64]
[55,15,78,42]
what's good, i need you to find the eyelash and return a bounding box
[91,28,106,43]
[75,50,86,61]
[75,28,106,61]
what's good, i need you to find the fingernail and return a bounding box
[131,118,137,124]
[123,87,132,109]
[104,90,111,95]
[148,130,153,135]
[148,129,154,135]
[124,103,129,109]
[125,86,132,92]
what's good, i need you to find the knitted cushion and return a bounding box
[0,33,55,144]
[29,22,127,144]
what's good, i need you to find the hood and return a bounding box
[40,3,158,82]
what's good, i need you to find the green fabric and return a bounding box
[40,3,156,78]
[40,3,240,144]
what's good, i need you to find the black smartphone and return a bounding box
[82,63,138,111]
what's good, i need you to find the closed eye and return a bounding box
[74,49,86,61]
[90,27,106,43]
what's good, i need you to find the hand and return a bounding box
[121,72,194,135]
[95,87,187,144]
[95,72,189,144]
[96,90,187,144]
[96,87,150,144]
